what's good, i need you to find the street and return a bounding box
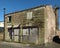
[0,42,30,48]
[0,42,60,48]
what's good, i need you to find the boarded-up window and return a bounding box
[27,12,32,19]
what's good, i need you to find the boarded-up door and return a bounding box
[22,28,38,44]
[29,28,38,43]
[13,29,20,42]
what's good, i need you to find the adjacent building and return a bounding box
[4,5,59,45]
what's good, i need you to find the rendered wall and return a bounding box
[5,5,56,45]
[44,5,56,44]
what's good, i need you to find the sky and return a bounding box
[0,0,60,29]
[0,0,60,28]
[0,0,60,21]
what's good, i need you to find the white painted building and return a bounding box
[0,21,4,27]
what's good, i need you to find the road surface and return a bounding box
[0,42,60,48]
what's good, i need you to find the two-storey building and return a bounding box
[4,5,59,45]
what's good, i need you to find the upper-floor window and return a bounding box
[27,12,32,19]
[8,16,11,23]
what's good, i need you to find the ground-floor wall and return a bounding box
[4,26,55,45]
[4,26,46,45]
[38,28,45,45]
[5,27,39,44]
[0,32,3,41]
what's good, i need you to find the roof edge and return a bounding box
[5,4,51,15]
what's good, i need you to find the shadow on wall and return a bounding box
[53,36,60,44]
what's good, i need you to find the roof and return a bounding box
[5,4,51,15]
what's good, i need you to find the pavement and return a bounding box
[0,41,60,48]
